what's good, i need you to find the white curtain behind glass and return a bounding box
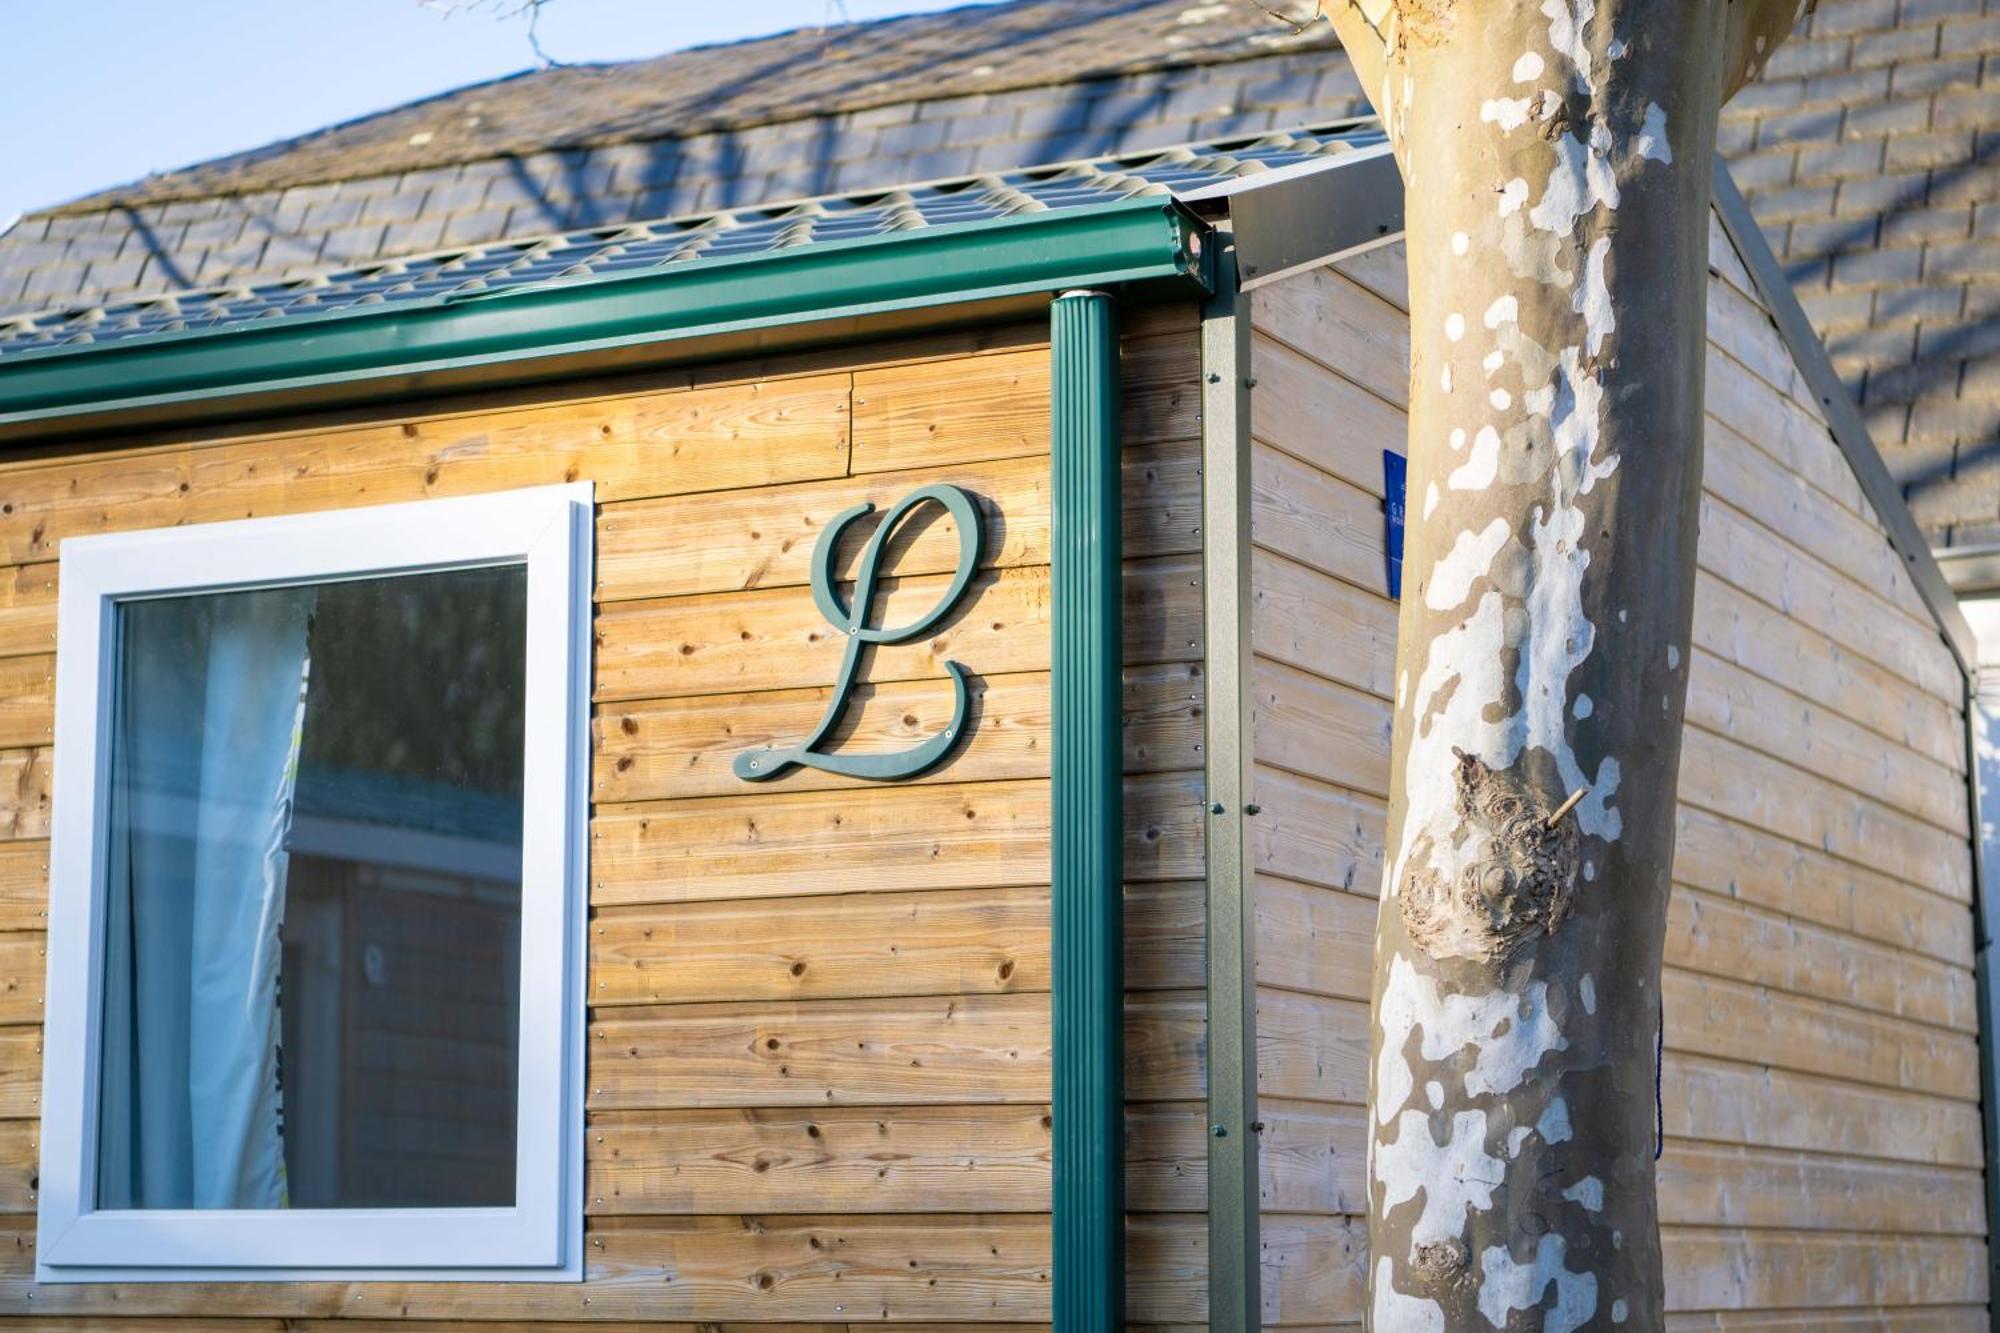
[97,587,314,1210]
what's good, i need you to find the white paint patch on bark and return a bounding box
[1449,427,1503,491]
[1499,177,1531,216]
[1426,1080,1445,1108]
[1482,96,1535,131]
[1562,1175,1605,1212]
[1377,1109,1508,1245]
[1423,481,1440,520]
[1579,973,1596,1013]
[1550,348,1620,494]
[1636,101,1674,163]
[1446,312,1467,342]
[1484,294,1520,329]
[1529,128,1622,238]
[1478,1234,1598,1333]
[1667,644,1681,669]
[1613,1297,1630,1323]
[1483,349,1505,374]
[1490,388,1513,410]
[1453,230,1471,256]
[1372,1257,1447,1333]
[1520,463,1622,843]
[1573,693,1593,719]
[1450,427,1468,451]
[1512,50,1545,82]
[1427,518,1513,611]
[1539,0,1599,93]
[1574,235,1616,355]
[1374,954,1571,1126]
[1538,1097,1573,1144]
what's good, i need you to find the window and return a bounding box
[38,484,591,1282]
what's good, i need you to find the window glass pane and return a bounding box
[96,565,527,1211]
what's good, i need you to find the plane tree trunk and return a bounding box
[1313,2,1811,1327]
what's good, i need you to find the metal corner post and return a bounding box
[1963,684,2000,1330]
[1050,288,1125,1330]
[1200,243,1261,1333]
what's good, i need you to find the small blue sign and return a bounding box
[1383,450,1407,602]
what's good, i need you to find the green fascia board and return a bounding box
[0,197,1208,431]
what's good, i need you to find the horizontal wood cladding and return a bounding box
[594,443,1199,604]
[590,887,1053,1007]
[591,553,1201,704]
[0,1324,1065,1333]
[0,567,55,660]
[0,1215,1058,1321]
[1249,237,1984,1322]
[0,373,857,565]
[0,310,1208,1326]
[591,770,1200,906]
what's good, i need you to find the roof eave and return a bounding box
[0,196,1209,444]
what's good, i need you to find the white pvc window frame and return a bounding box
[37,483,593,1283]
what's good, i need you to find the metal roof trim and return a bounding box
[0,197,1207,440]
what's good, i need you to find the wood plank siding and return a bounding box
[0,306,1205,1327]
[1244,218,1986,1327]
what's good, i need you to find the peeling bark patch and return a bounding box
[1537,1096,1573,1144]
[1425,517,1512,611]
[1393,0,1458,49]
[1562,1175,1606,1212]
[1479,1234,1598,1332]
[1635,101,1673,163]
[1400,751,1582,962]
[1448,426,1501,490]
[1375,954,1570,1129]
[1379,1109,1506,1244]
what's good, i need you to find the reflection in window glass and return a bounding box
[96,566,527,1211]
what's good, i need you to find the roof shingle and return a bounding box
[0,121,1383,357]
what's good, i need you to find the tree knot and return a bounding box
[1400,751,1583,963]
[1410,1237,1472,1290]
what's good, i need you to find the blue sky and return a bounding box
[0,0,988,224]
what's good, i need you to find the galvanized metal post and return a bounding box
[1964,683,2000,1331]
[1200,242,1261,1333]
[1050,288,1125,1331]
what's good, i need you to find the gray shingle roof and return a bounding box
[0,2,1358,324]
[1721,0,1998,548]
[51,0,1332,213]
[0,121,1382,357]
[0,0,1991,551]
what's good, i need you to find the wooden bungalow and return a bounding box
[0,115,1987,1330]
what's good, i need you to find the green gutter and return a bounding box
[0,197,1206,433]
[1050,288,1124,1331]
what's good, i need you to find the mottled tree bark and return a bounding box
[1312,2,1810,1328]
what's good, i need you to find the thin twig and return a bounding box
[1546,788,1587,828]
[1248,0,1316,34]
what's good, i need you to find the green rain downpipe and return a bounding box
[1050,288,1124,1330]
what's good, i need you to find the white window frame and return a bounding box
[37,482,593,1283]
